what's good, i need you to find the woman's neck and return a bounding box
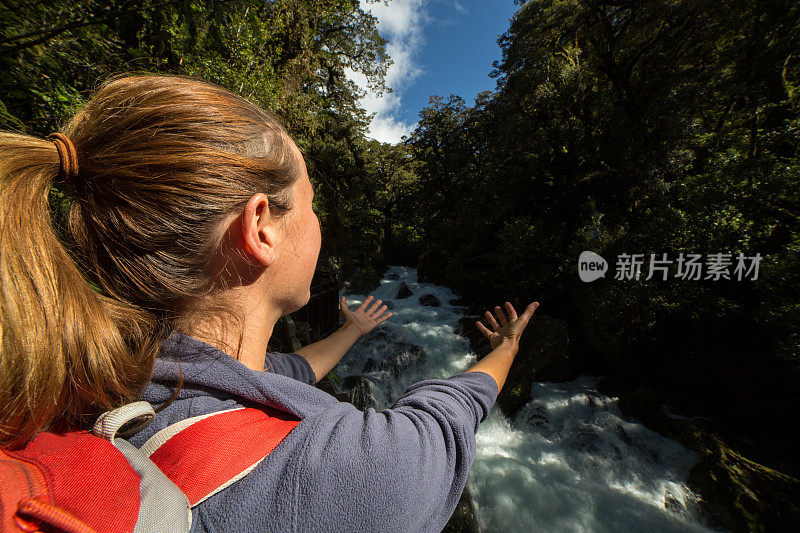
[179,287,283,371]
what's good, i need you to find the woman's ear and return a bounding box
[241,193,278,267]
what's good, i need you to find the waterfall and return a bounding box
[338,265,717,532]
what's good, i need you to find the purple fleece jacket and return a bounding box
[129,331,499,533]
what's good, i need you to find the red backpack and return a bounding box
[0,401,301,532]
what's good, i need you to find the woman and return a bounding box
[0,73,538,532]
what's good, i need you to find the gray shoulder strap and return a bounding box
[115,439,193,533]
[94,401,193,533]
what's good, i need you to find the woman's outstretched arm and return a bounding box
[295,294,391,384]
[465,301,539,393]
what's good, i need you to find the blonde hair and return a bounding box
[0,73,300,447]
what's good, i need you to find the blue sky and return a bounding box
[345,0,521,144]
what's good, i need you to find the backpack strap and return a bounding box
[93,401,192,533]
[141,405,302,507]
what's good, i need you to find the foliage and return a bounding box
[402,0,800,466]
[0,0,403,281]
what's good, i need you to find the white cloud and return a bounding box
[347,0,430,144]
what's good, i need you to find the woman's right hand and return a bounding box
[476,301,539,350]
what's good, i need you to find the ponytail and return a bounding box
[0,133,163,448]
[1,73,300,448]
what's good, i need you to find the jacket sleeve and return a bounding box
[263,352,317,386]
[294,370,499,533]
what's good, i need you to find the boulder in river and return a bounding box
[418,294,440,307]
[315,374,351,403]
[501,314,577,417]
[362,357,392,374]
[343,375,377,411]
[396,282,413,299]
[362,343,425,379]
[456,315,493,362]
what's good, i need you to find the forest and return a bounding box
[1,0,799,530]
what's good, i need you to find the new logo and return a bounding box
[578,251,608,282]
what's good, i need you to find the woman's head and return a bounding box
[0,73,316,446]
[237,140,321,315]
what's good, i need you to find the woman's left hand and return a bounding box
[340,295,392,336]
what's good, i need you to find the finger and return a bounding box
[367,299,383,315]
[519,302,540,324]
[495,305,508,326]
[484,310,500,330]
[340,296,348,309]
[358,295,374,311]
[372,304,388,317]
[377,312,392,324]
[476,321,493,337]
[505,301,517,321]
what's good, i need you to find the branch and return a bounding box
[0,0,184,57]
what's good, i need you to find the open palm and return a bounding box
[340,295,392,336]
[476,301,539,349]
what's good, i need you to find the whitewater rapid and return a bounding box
[338,265,716,532]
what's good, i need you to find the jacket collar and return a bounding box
[149,331,334,419]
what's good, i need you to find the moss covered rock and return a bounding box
[685,432,800,532]
[612,386,800,532]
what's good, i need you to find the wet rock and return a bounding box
[617,387,663,428]
[418,294,440,307]
[359,327,426,378]
[385,271,401,281]
[395,345,423,368]
[396,282,413,299]
[663,491,685,514]
[573,426,601,453]
[315,375,351,403]
[362,344,425,379]
[449,297,467,307]
[362,358,392,374]
[614,424,633,446]
[496,314,577,419]
[343,375,377,411]
[456,316,492,359]
[522,404,553,434]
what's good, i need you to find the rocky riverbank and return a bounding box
[453,301,800,532]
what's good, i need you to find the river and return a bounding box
[338,265,717,532]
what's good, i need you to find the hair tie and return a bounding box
[47,132,79,183]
